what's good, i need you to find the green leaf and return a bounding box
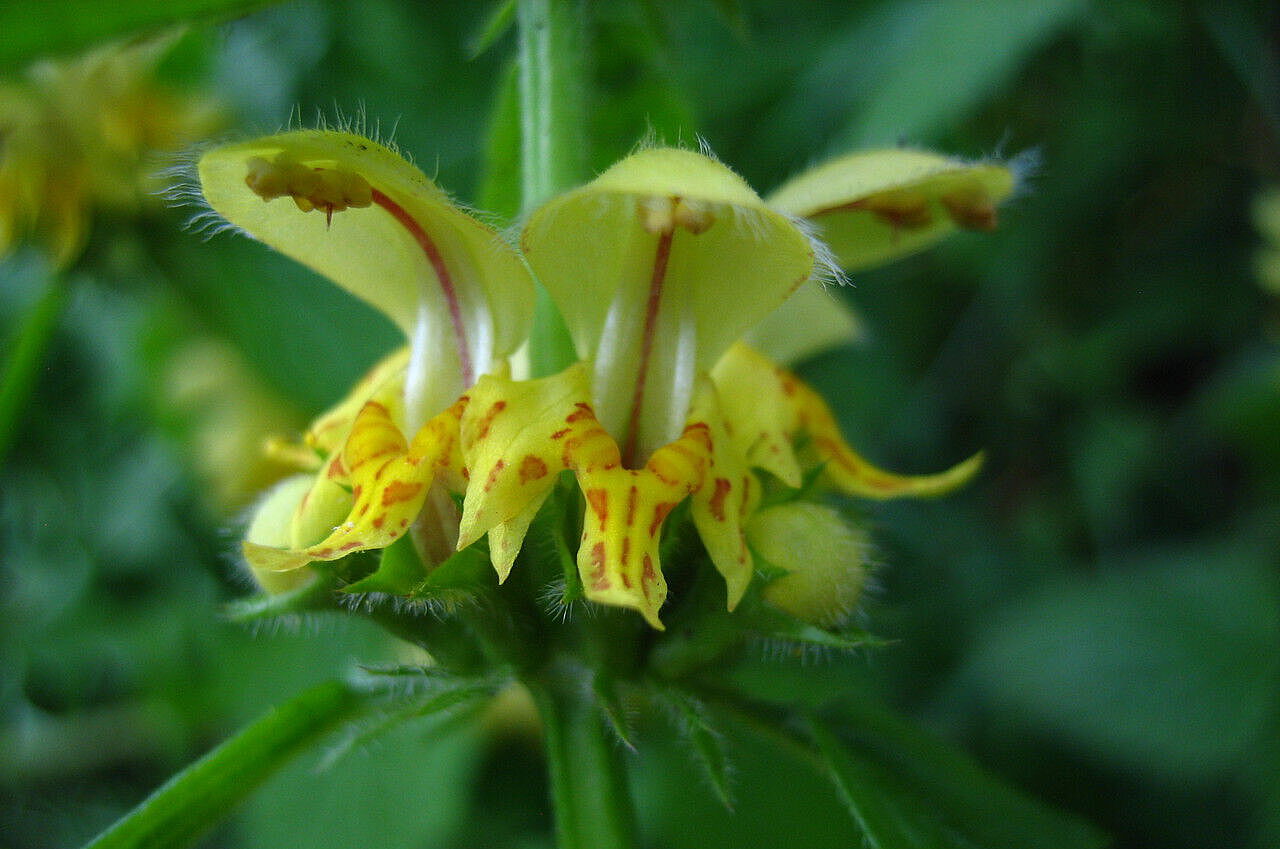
[0,0,276,71]
[965,550,1280,778]
[832,0,1085,149]
[1201,3,1280,135]
[223,567,339,622]
[820,694,1109,849]
[320,674,496,768]
[468,0,517,58]
[657,686,736,810]
[414,539,496,595]
[0,267,68,463]
[806,717,934,849]
[593,672,638,751]
[81,679,372,849]
[342,535,495,598]
[523,471,584,603]
[750,607,887,654]
[342,535,429,596]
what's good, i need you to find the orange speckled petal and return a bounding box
[684,383,759,610]
[575,408,726,628]
[243,397,465,573]
[306,346,410,457]
[795,383,983,498]
[712,342,981,499]
[458,365,754,626]
[456,363,615,567]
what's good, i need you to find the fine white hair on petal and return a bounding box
[160,105,440,246]
[1006,147,1042,201]
[157,137,252,242]
[695,134,722,163]
[633,126,662,153]
[786,212,848,289]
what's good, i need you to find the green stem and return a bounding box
[82,680,371,849]
[528,665,636,849]
[0,272,69,462]
[518,0,584,377]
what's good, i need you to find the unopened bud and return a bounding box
[245,476,318,594]
[747,502,870,627]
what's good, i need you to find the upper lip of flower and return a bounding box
[195,128,535,429]
[520,146,823,465]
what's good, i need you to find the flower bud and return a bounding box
[244,476,320,594]
[747,502,870,627]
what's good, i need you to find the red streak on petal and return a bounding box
[622,227,674,467]
[370,188,474,386]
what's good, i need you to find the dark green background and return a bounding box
[1,1,1277,847]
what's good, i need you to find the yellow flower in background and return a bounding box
[0,35,220,268]
[195,131,1018,627]
[161,337,305,517]
[1253,186,1280,297]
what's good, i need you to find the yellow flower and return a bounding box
[194,129,534,590]
[162,336,304,516]
[198,133,1017,628]
[455,147,1012,627]
[0,36,220,268]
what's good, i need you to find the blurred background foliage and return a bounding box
[1,0,1277,847]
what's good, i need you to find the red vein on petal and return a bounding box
[622,227,674,468]
[370,188,474,386]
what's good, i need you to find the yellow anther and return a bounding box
[673,198,715,234]
[244,156,285,200]
[637,196,716,236]
[244,154,372,218]
[854,189,932,230]
[940,187,997,231]
[638,196,676,235]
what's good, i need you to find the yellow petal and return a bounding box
[198,130,534,382]
[712,343,981,498]
[458,365,760,626]
[306,346,410,457]
[683,382,759,610]
[768,149,1018,271]
[487,495,550,583]
[802,396,984,498]
[710,344,806,488]
[522,147,815,460]
[243,396,465,573]
[289,448,354,549]
[744,280,864,367]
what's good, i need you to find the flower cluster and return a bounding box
[195,129,1018,627]
[0,36,220,268]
